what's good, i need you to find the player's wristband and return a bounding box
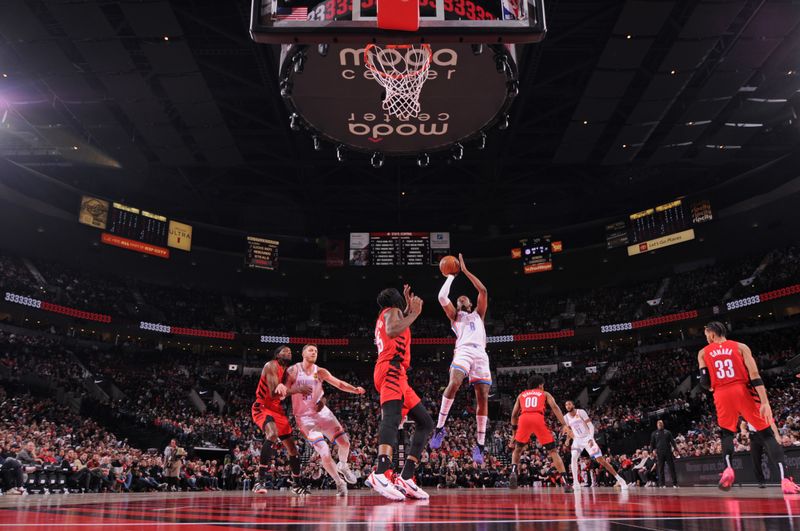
[750,378,764,388]
[699,368,711,390]
[511,423,518,429]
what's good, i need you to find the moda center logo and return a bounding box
[282,43,514,154]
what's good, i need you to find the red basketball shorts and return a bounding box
[515,412,555,446]
[713,383,769,432]
[251,401,292,439]
[374,362,421,417]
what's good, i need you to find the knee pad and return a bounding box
[379,400,403,446]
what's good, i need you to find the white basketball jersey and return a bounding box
[290,363,324,418]
[452,311,486,349]
[567,409,592,439]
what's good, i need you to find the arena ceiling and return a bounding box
[1,0,799,237]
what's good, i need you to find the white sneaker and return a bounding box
[616,479,628,490]
[394,476,429,500]
[572,483,582,490]
[367,471,405,502]
[337,461,357,485]
[336,480,348,497]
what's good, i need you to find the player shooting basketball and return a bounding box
[430,253,492,464]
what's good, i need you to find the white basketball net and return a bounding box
[365,44,432,121]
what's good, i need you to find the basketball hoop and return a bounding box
[364,44,432,120]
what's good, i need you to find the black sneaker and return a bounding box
[252,482,268,494]
[509,472,518,490]
[563,483,574,493]
[290,480,311,496]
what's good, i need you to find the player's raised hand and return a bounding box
[409,295,423,315]
[403,283,413,309]
[458,253,468,272]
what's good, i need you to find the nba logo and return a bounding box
[502,0,521,20]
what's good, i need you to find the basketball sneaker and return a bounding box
[718,466,735,491]
[509,471,518,490]
[563,482,574,493]
[471,445,485,465]
[336,480,348,497]
[394,476,429,500]
[367,471,405,501]
[781,477,800,494]
[615,478,628,490]
[429,427,446,449]
[252,482,268,494]
[337,461,357,485]
[289,478,310,496]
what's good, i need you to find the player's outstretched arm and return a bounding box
[385,296,423,338]
[546,392,572,436]
[510,396,520,427]
[437,275,458,321]
[740,342,773,424]
[318,368,365,395]
[458,254,488,319]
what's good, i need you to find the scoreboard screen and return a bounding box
[349,232,450,266]
[626,199,698,256]
[628,200,689,244]
[107,203,168,247]
[521,237,558,274]
[246,236,279,270]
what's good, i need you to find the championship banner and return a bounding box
[78,196,109,229]
[627,229,695,256]
[168,220,193,251]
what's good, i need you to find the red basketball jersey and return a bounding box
[518,389,546,415]
[255,360,285,409]
[374,307,411,369]
[703,340,749,389]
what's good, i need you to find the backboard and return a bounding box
[250,0,546,44]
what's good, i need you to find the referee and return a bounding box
[650,419,679,487]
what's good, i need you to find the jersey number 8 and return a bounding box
[714,359,735,379]
[524,395,539,409]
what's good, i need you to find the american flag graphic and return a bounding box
[276,6,308,20]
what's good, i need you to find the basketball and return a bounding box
[439,255,460,276]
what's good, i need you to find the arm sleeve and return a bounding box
[438,275,455,306]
